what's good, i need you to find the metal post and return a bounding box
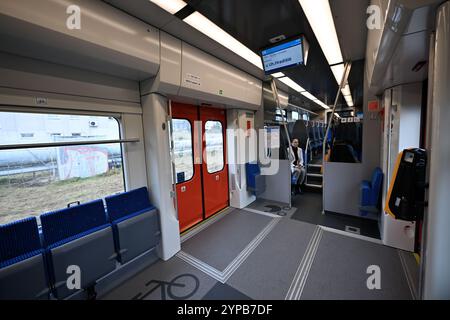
[271,79,293,208]
[167,100,179,220]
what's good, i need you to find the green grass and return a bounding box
[0,169,124,225]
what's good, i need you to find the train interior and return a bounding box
[0,0,449,300]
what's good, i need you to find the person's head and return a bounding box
[292,138,299,147]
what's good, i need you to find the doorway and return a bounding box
[171,102,229,232]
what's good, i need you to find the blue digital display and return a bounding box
[261,37,304,74]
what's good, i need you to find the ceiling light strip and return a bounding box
[299,0,354,107]
[183,11,263,69]
[149,0,187,15]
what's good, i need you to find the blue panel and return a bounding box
[370,167,384,204]
[360,181,371,206]
[360,167,384,216]
[261,38,302,55]
[0,217,42,268]
[245,163,261,190]
[105,187,155,222]
[40,199,108,247]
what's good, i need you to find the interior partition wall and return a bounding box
[422,1,450,300]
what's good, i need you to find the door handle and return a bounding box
[215,175,220,181]
[181,186,187,192]
[194,120,203,164]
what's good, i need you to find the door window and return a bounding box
[204,121,224,173]
[172,119,194,183]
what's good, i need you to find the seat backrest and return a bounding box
[105,187,154,222]
[310,125,318,141]
[40,199,108,248]
[330,142,359,163]
[370,167,384,203]
[246,162,261,176]
[245,162,260,188]
[291,120,309,149]
[0,217,50,300]
[40,200,115,299]
[0,217,42,268]
[314,126,321,141]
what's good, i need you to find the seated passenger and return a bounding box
[288,138,306,194]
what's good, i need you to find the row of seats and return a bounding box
[289,120,328,160]
[330,123,363,162]
[308,125,326,153]
[0,187,160,300]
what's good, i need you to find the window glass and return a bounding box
[172,119,194,183]
[0,111,124,225]
[205,121,224,173]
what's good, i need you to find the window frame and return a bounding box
[204,119,225,174]
[0,110,127,225]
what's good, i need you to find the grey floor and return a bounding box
[291,193,381,239]
[103,196,419,300]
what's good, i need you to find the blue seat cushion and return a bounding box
[40,199,108,247]
[0,217,42,268]
[105,187,155,222]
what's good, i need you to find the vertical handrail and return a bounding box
[167,100,179,220]
[322,61,352,160]
[271,79,292,208]
[271,79,293,158]
[322,61,352,214]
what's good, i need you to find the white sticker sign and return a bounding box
[184,73,201,86]
[35,97,48,106]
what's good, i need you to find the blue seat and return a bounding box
[360,167,384,216]
[0,217,49,299]
[41,199,116,299]
[245,163,266,196]
[105,187,160,264]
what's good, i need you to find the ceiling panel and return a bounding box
[329,0,369,61]
[105,0,368,111]
[186,0,340,105]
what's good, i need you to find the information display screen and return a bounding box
[261,37,305,74]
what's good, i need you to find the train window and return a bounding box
[205,121,224,173]
[0,111,125,225]
[172,119,194,183]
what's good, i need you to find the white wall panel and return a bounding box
[141,93,181,260]
[0,0,160,80]
[179,42,262,110]
[423,1,450,299]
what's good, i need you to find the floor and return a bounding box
[291,193,381,239]
[102,195,419,300]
